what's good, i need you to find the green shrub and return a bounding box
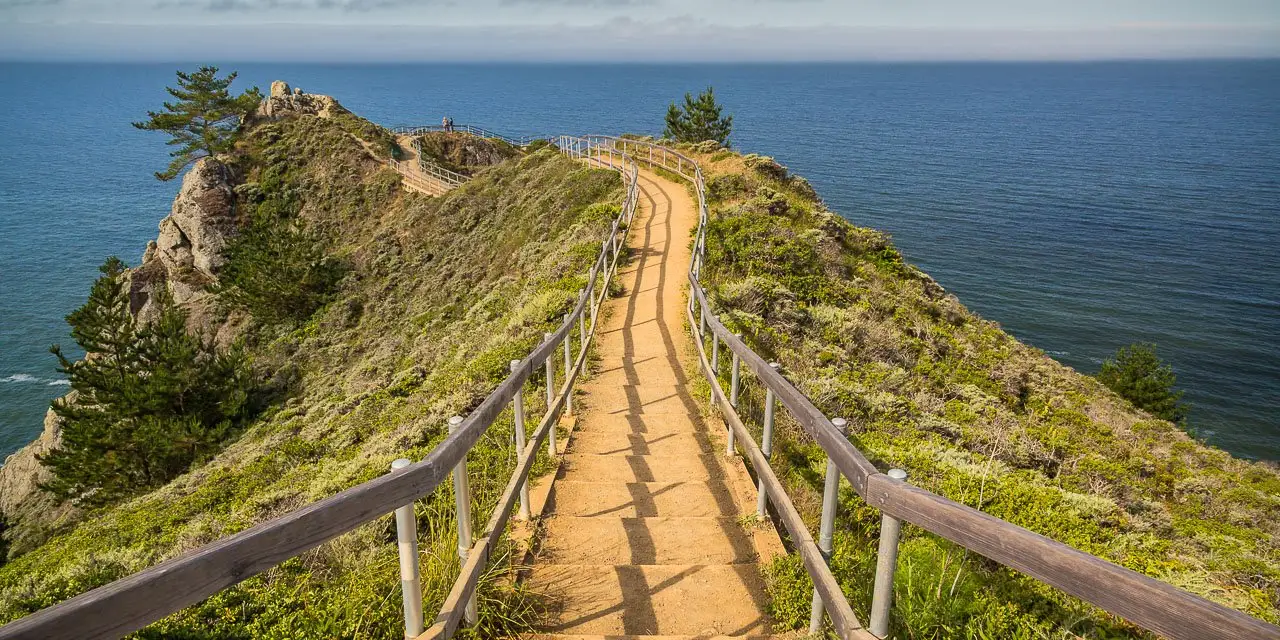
[1097,343,1188,423]
[214,212,347,327]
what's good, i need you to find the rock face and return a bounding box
[159,158,237,278]
[415,132,519,173]
[129,156,236,324]
[257,80,341,120]
[0,408,76,556]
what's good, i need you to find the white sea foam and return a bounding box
[47,379,71,386]
[2,374,39,383]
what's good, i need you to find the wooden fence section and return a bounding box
[0,139,636,640]
[390,124,547,148]
[582,133,1280,640]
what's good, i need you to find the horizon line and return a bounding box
[5,55,1280,64]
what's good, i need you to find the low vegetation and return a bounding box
[0,103,623,637]
[679,145,1280,636]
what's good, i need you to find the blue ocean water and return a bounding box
[1,61,1277,460]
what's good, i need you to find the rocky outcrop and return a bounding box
[129,156,236,324]
[0,407,77,556]
[159,158,237,278]
[415,132,519,174]
[256,81,342,120]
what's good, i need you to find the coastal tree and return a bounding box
[41,258,254,506]
[133,66,262,181]
[1097,342,1189,424]
[664,87,733,146]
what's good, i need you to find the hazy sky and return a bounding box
[2,0,1278,61]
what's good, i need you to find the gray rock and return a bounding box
[257,80,342,120]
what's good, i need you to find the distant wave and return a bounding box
[2,373,68,386]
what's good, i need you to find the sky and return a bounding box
[1,0,1279,61]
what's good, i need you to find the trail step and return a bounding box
[558,453,722,482]
[549,481,739,518]
[527,564,772,635]
[540,516,758,565]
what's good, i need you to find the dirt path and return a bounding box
[526,169,781,637]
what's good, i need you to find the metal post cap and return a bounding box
[734,332,742,338]
[544,332,553,339]
[888,468,908,481]
[391,458,411,471]
[769,362,781,370]
[448,415,464,433]
[510,359,520,372]
[831,418,848,435]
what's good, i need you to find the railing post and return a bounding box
[578,289,587,355]
[756,362,780,518]
[590,265,600,330]
[447,416,477,625]
[710,321,720,374]
[809,418,848,633]
[510,361,531,521]
[545,332,557,456]
[563,314,573,417]
[699,289,708,336]
[869,468,909,638]
[391,459,423,639]
[726,333,742,456]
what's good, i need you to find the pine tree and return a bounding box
[663,87,733,145]
[41,258,253,506]
[133,66,262,181]
[1097,342,1189,424]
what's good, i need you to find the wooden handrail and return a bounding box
[686,293,877,640]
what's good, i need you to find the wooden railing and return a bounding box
[390,124,547,148]
[580,134,1280,640]
[0,138,638,640]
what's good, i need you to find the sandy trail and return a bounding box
[527,169,779,637]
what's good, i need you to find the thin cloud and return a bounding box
[500,0,656,6]
[0,0,66,8]
[154,0,451,11]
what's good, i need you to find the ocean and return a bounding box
[1,61,1277,461]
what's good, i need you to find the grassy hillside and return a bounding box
[681,146,1280,638]
[0,112,623,637]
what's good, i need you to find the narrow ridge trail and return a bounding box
[526,169,783,638]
